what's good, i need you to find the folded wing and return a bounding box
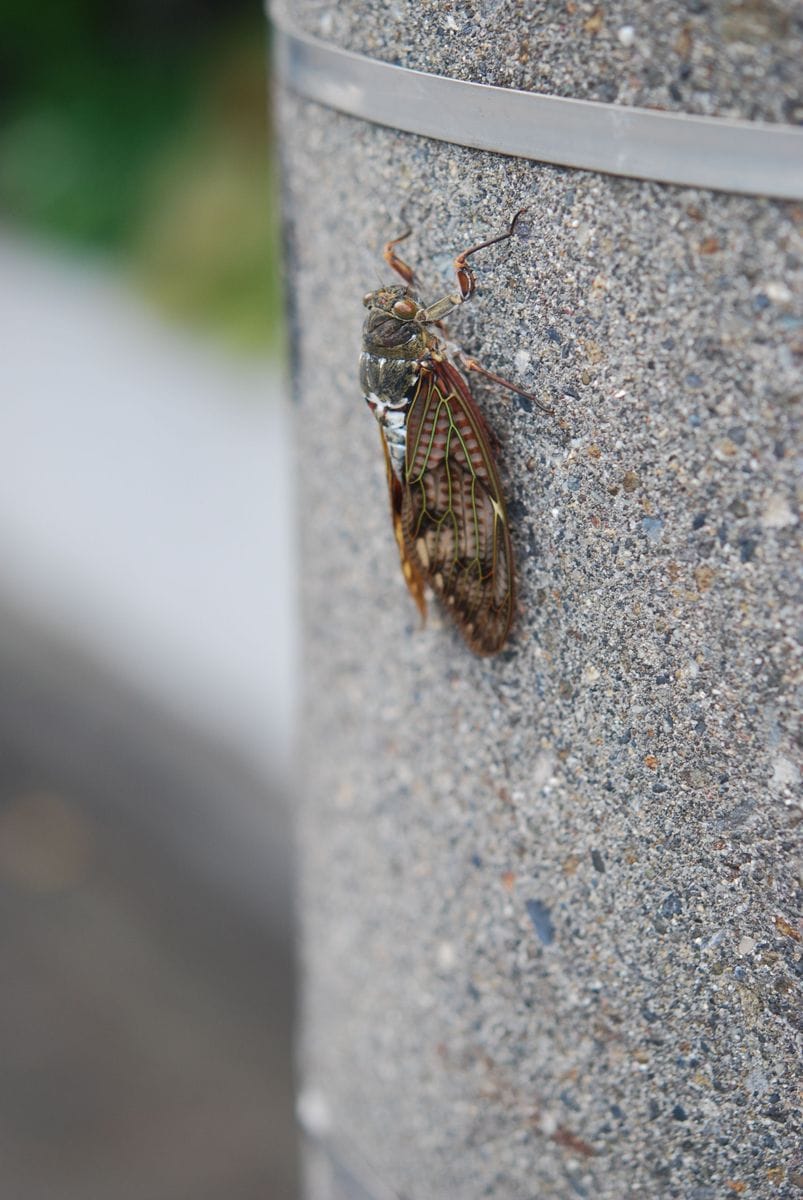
[402,359,515,655]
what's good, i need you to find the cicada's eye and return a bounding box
[392,298,418,319]
[363,292,375,307]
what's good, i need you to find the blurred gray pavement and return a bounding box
[0,228,296,780]
[0,231,298,1197]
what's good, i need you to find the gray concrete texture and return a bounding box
[278,2,801,1196]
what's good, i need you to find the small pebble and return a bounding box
[760,494,796,529]
[642,516,664,542]
[763,281,792,304]
[526,898,555,945]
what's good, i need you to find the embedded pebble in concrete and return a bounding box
[279,2,802,1197]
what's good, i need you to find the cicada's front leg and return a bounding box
[418,209,528,324]
[428,211,554,414]
[383,230,416,286]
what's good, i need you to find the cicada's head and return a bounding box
[361,285,428,357]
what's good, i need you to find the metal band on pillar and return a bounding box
[272,13,803,201]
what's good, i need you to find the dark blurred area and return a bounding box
[0,3,297,1197]
[0,610,297,1200]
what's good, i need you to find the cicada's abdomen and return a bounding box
[359,366,410,481]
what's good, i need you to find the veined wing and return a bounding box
[401,357,515,655]
[380,428,427,622]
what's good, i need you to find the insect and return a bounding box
[360,210,551,656]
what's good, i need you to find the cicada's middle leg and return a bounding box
[459,352,554,414]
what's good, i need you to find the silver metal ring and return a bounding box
[272,13,803,201]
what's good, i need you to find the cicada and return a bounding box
[360,211,551,656]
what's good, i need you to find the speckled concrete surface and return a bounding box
[283,0,803,123]
[278,4,802,1197]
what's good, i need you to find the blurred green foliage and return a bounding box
[0,1,280,353]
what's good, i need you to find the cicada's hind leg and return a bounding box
[383,231,416,286]
[418,209,529,325]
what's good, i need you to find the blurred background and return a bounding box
[0,3,298,1197]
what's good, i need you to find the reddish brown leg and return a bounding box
[453,208,528,300]
[383,231,416,285]
[419,209,529,325]
[461,354,554,415]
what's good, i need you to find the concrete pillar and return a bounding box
[276,3,801,1196]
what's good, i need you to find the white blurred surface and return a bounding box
[0,229,296,777]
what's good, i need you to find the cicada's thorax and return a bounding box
[360,286,434,481]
